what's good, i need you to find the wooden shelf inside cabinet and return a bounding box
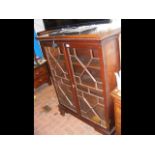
[72,60,100,70]
[58,54,100,68]
[60,55,101,71]
[111,88,121,135]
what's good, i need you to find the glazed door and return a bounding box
[43,42,77,112]
[65,42,106,128]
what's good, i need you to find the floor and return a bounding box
[34,84,101,135]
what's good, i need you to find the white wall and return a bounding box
[34,19,45,33]
[119,34,121,64]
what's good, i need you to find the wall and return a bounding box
[34,19,45,58]
[119,34,121,64]
[34,30,43,58]
[34,19,45,33]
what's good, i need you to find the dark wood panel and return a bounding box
[34,62,51,89]
[111,89,121,135]
[34,64,48,79]
[34,74,49,88]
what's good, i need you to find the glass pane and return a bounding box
[68,47,105,126]
[44,46,76,112]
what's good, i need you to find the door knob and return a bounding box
[65,44,70,47]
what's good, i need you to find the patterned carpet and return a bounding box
[34,84,101,135]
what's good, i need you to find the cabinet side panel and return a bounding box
[101,35,121,129]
